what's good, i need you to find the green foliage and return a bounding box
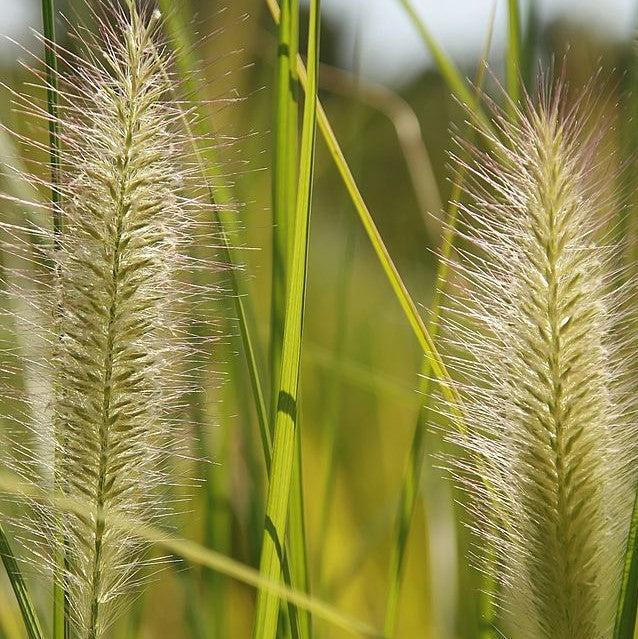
[615,493,638,639]
[0,1,637,639]
[0,525,44,639]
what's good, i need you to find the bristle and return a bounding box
[444,89,638,638]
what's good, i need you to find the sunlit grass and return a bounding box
[0,1,637,638]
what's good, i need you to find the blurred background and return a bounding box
[1,0,637,637]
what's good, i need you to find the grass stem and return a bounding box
[614,491,638,638]
[40,1,68,637]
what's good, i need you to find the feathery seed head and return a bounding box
[0,2,223,637]
[54,9,182,637]
[445,87,638,639]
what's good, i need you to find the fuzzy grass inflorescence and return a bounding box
[445,89,638,639]
[1,2,218,637]
[52,6,183,637]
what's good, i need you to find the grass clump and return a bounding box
[5,1,638,637]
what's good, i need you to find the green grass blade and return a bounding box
[0,471,383,639]
[0,525,45,639]
[383,16,496,634]
[287,437,311,639]
[271,0,299,414]
[253,1,320,636]
[270,6,463,420]
[270,4,311,636]
[396,0,490,131]
[264,0,464,442]
[614,491,638,639]
[157,0,234,205]
[41,0,61,237]
[40,1,67,637]
[506,0,522,111]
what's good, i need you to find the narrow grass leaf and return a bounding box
[253,1,320,637]
[39,1,67,636]
[288,439,311,639]
[0,471,383,639]
[0,525,45,639]
[40,0,61,237]
[271,0,299,413]
[270,3,311,635]
[614,494,638,639]
[265,0,464,421]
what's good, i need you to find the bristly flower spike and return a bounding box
[444,84,638,639]
[0,2,222,637]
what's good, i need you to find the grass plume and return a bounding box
[54,7,178,638]
[445,87,638,638]
[1,2,219,637]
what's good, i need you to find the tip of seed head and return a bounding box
[152,9,162,21]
